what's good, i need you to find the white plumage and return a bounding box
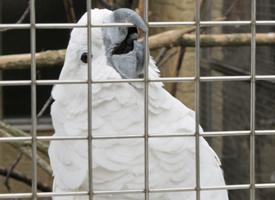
[48,8,229,200]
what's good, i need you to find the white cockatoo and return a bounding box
[49,8,228,200]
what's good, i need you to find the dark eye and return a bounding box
[80,52,93,63]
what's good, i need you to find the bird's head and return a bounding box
[59,8,148,80]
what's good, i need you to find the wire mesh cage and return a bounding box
[0,0,275,200]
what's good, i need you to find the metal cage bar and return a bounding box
[86,1,93,200]
[2,74,275,87]
[30,0,37,199]
[2,129,275,143]
[0,75,275,86]
[195,0,201,200]
[250,0,256,200]
[2,20,275,30]
[144,0,150,200]
[2,183,275,199]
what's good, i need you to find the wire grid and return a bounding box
[1,0,275,199]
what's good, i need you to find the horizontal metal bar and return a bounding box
[37,135,87,141]
[1,21,275,31]
[200,76,251,82]
[95,22,196,28]
[92,78,144,84]
[1,130,275,143]
[36,21,275,28]
[202,184,250,191]
[150,187,196,193]
[149,133,194,137]
[255,183,275,189]
[92,134,144,140]
[149,22,195,27]
[35,23,87,29]
[0,23,136,30]
[93,189,144,195]
[0,136,32,142]
[36,23,136,29]
[201,20,275,26]
[0,21,246,29]
[36,75,275,83]
[0,80,31,86]
[200,21,251,26]
[37,78,192,84]
[254,75,275,81]
[95,187,197,194]
[2,183,275,198]
[0,136,88,143]
[151,184,257,192]
[0,193,32,199]
[150,77,195,82]
[255,130,275,135]
[0,24,31,30]
[0,75,274,86]
[37,79,143,85]
[0,191,89,199]
[202,130,251,137]
[256,21,275,26]
[36,80,87,85]
[37,191,89,198]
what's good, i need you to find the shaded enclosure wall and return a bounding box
[201,0,275,200]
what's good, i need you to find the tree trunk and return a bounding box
[149,0,195,108]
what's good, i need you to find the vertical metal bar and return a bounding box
[30,0,37,199]
[250,0,256,200]
[86,0,93,200]
[0,1,3,119]
[144,0,149,199]
[195,0,201,200]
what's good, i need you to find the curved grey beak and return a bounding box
[102,8,148,79]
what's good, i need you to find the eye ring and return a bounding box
[80,52,93,63]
